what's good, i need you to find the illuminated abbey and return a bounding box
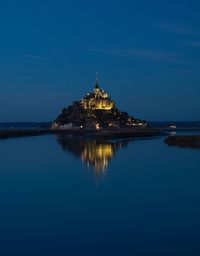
[82,83,115,111]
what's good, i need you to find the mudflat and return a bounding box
[0,128,164,140]
[165,135,200,149]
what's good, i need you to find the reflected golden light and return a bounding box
[56,137,130,177]
[81,142,114,172]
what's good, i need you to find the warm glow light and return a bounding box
[95,123,100,130]
[83,93,115,110]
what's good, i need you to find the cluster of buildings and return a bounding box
[82,84,115,110]
[52,82,148,130]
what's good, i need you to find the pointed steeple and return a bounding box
[95,83,100,89]
[95,72,100,89]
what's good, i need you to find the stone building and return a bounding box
[82,84,115,110]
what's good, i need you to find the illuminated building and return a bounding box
[82,84,115,111]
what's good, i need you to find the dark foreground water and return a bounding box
[0,134,200,256]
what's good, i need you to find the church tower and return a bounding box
[82,76,115,110]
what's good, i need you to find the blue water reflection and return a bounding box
[56,135,132,179]
[0,135,200,256]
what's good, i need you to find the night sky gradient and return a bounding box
[0,0,200,121]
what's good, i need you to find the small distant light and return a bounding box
[95,123,100,130]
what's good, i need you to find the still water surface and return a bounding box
[0,134,200,256]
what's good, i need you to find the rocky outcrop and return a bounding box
[53,83,148,129]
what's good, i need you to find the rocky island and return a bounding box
[0,81,165,140]
[52,81,148,130]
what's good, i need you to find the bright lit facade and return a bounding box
[82,84,115,110]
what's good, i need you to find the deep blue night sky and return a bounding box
[0,0,199,121]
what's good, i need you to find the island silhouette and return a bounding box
[52,81,147,130]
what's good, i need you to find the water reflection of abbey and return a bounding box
[56,136,130,175]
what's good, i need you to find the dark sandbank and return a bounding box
[0,129,51,139]
[0,128,164,140]
[165,135,200,149]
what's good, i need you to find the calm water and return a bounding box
[0,134,200,256]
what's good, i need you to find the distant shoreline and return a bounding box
[1,125,200,140]
[0,127,165,140]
